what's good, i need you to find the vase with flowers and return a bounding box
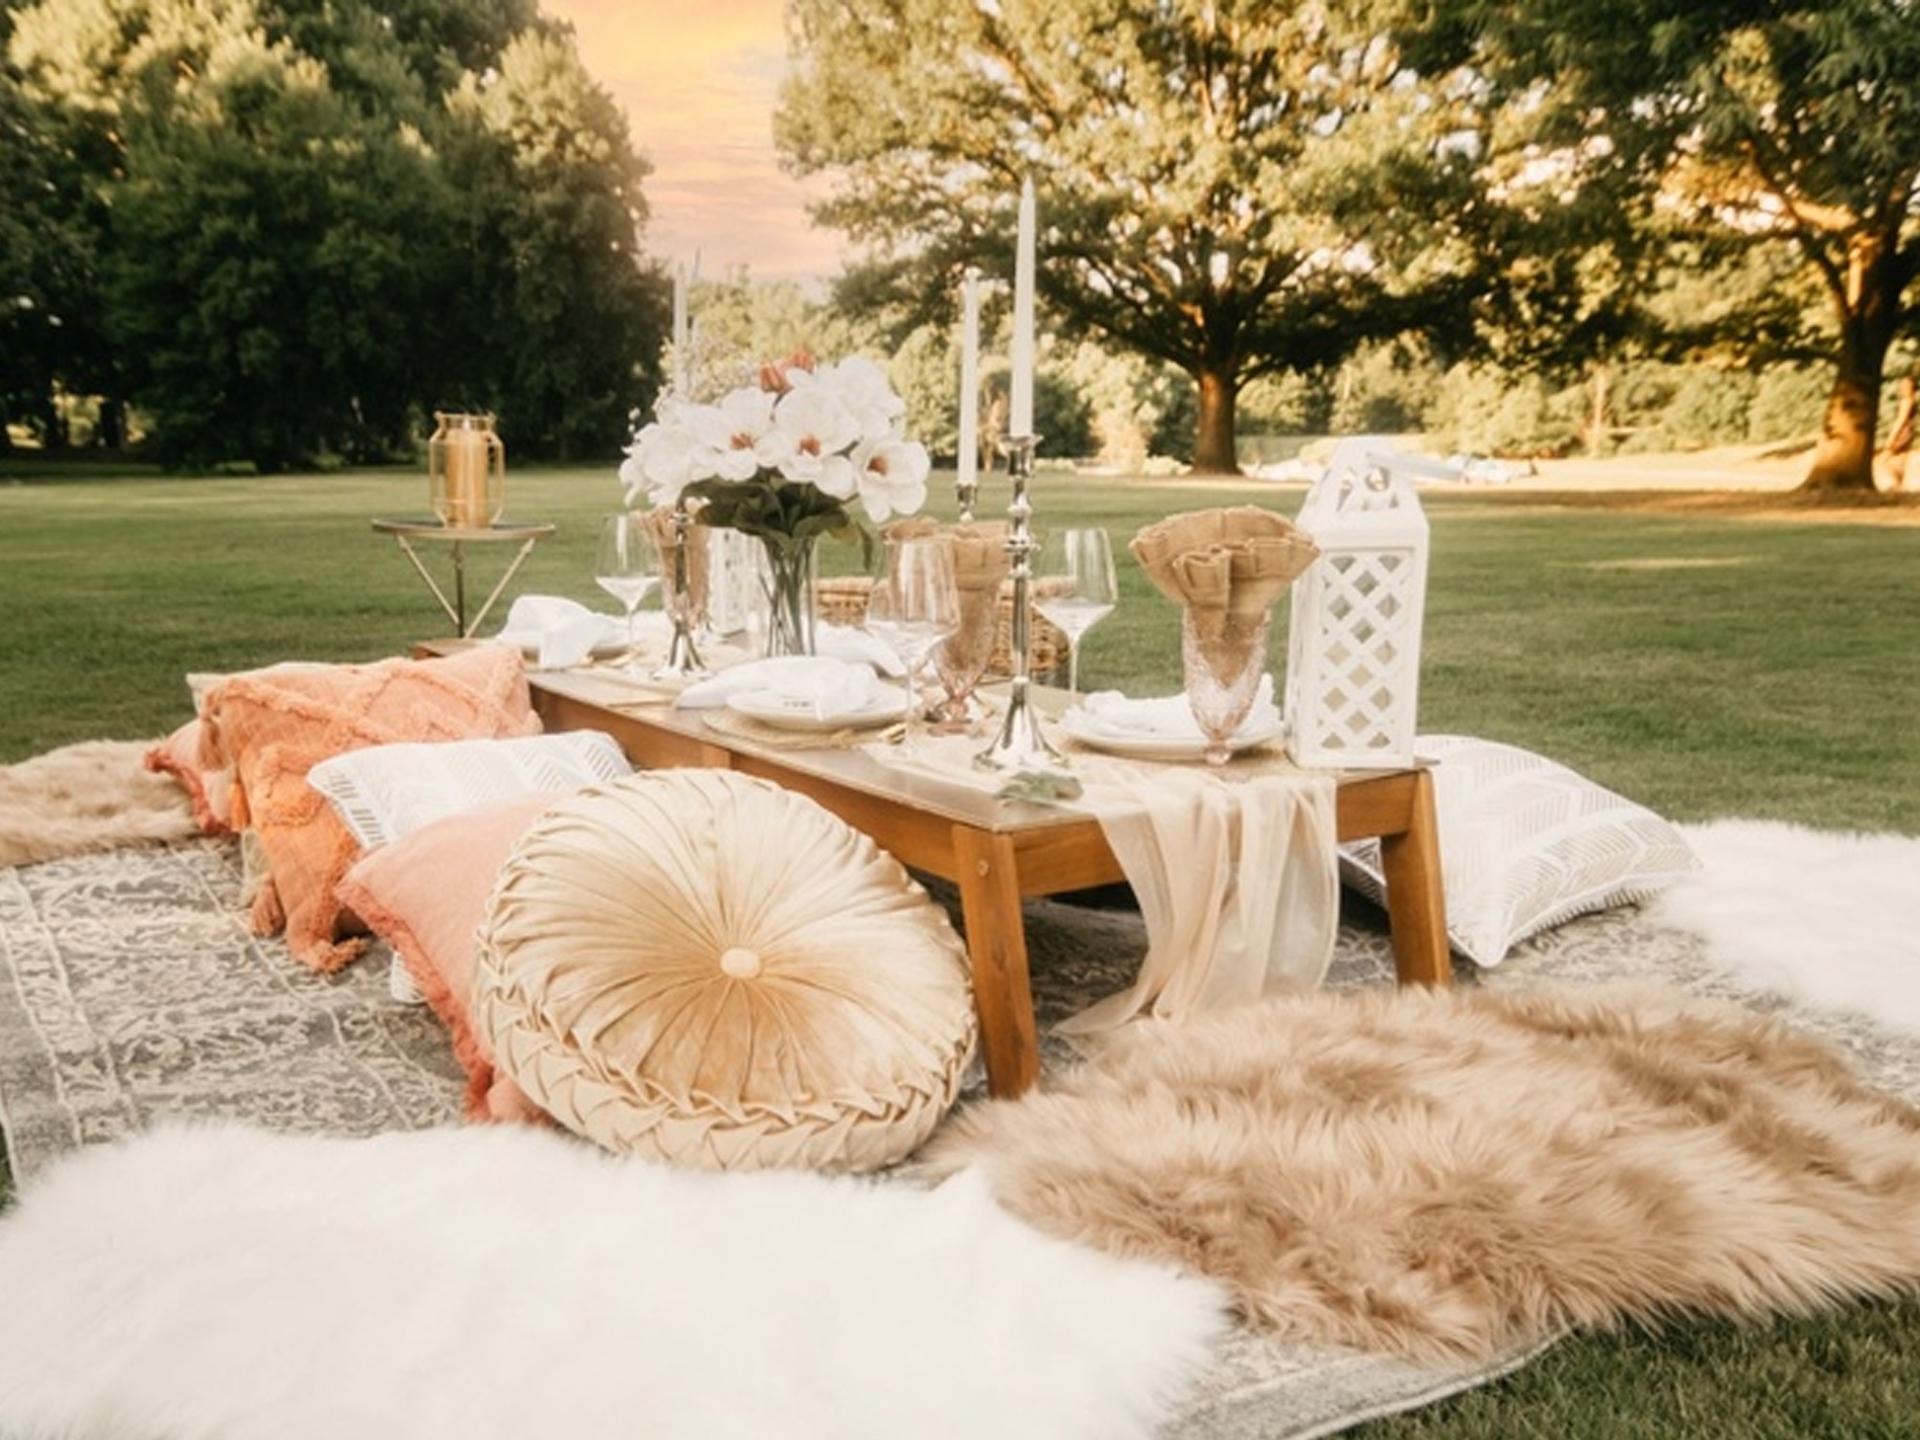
[620,351,931,656]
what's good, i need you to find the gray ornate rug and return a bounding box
[3,839,1917,1439]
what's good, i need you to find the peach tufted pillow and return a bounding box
[474,770,977,1172]
[199,646,541,972]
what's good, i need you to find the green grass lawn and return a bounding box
[3,461,1919,1435]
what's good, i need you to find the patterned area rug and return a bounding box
[3,839,1917,1439]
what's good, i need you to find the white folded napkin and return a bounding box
[815,623,907,677]
[495,595,652,670]
[675,656,879,720]
[1078,675,1279,741]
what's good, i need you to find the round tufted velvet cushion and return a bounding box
[472,769,977,1172]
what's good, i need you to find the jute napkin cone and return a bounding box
[641,508,710,618]
[1131,506,1319,681]
[936,522,1009,689]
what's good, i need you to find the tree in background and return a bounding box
[445,30,666,460]
[1466,0,1920,492]
[4,0,664,467]
[777,0,1490,473]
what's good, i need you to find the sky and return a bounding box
[545,0,843,285]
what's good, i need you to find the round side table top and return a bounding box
[372,517,556,542]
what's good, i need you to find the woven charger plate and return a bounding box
[472,770,977,1172]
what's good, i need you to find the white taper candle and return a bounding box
[957,268,981,495]
[1009,178,1036,435]
[671,261,690,396]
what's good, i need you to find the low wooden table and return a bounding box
[431,653,1450,1098]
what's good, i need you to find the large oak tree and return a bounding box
[776,0,1490,472]
[1463,0,1920,492]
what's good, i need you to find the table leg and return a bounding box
[452,541,468,635]
[391,537,462,632]
[952,825,1040,1098]
[1379,767,1452,986]
[467,537,541,638]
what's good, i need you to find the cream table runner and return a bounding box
[874,734,1339,1038]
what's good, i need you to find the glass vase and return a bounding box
[1182,608,1270,765]
[758,535,818,657]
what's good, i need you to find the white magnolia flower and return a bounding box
[683,388,784,482]
[804,355,905,439]
[623,418,711,505]
[851,437,930,522]
[773,385,860,498]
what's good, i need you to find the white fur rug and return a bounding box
[1653,821,1920,1037]
[0,1124,1226,1440]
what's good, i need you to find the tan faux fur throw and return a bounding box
[0,740,198,867]
[919,983,1920,1363]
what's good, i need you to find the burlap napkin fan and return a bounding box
[1131,506,1320,679]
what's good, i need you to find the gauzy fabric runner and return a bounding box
[1058,767,1339,1039]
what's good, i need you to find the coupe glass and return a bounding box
[594,512,660,669]
[865,535,960,754]
[1034,527,1118,696]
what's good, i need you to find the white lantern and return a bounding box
[1285,438,1431,769]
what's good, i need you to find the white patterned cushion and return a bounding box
[308,733,632,849]
[1340,735,1699,967]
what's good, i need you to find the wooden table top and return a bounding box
[525,662,1415,838]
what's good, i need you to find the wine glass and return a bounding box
[595,513,660,669]
[1034,527,1118,697]
[865,536,960,754]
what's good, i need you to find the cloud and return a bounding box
[547,0,845,283]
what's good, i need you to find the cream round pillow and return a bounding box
[472,769,977,1172]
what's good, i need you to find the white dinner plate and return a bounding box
[726,687,907,733]
[1059,707,1285,762]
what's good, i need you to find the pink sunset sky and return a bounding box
[546,0,844,284]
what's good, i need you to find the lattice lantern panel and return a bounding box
[1285,440,1430,769]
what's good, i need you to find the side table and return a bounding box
[372,518,555,638]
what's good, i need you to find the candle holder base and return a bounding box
[973,694,1064,772]
[651,627,705,683]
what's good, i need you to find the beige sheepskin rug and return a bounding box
[0,740,197,867]
[919,982,1920,1363]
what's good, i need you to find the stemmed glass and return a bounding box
[594,513,660,670]
[865,536,960,754]
[1034,527,1118,697]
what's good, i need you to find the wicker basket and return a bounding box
[813,576,1066,679]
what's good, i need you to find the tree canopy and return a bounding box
[1443,0,1920,490]
[3,0,665,467]
[777,0,1493,472]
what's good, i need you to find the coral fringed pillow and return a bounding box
[473,770,977,1172]
[199,646,541,972]
[145,719,234,836]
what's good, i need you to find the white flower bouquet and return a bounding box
[620,351,930,538]
[618,351,931,654]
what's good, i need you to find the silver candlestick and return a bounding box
[956,474,979,524]
[652,500,705,681]
[975,433,1065,771]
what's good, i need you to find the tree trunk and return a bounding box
[1803,357,1882,492]
[97,397,125,452]
[1192,366,1239,475]
[1802,237,1901,494]
[1875,375,1914,492]
[1586,363,1611,455]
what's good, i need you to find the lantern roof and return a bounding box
[1296,436,1431,541]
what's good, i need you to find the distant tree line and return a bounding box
[0,0,666,470]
